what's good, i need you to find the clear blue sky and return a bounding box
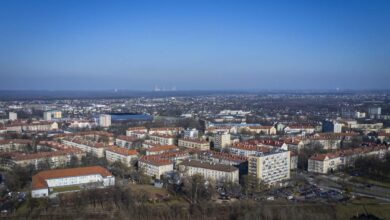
[0,0,389,90]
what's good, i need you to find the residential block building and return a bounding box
[248,149,291,185]
[179,159,239,183]
[32,166,115,198]
[178,138,210,150]
[105,146,137,166]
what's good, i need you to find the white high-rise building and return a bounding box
[9,112,17,121]
[248,150,291,185]
[43,112,52,121]
[368,107,381,116]
[99,114,111,127]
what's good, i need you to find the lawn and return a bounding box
[127,184,169,195]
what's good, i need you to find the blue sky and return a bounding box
[0,0,389,90]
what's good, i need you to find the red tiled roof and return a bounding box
[309,145,388,161]
[116,135,138,142]
[149,127,183,131]
[149,133,176,138]
[106,146,137,156]
[201,150,247,162]
[231,143,271,153]
[0,139,32,145]
[179,138,208,144]
[12,149,82,161]
[139,156,172,166]
[54,131,114,138]
[32,166,112,189]
[146,145,178,152]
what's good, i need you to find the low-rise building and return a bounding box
[149,127,183,136]
[308,153,342,174]
[246,126,277,135]
[105,146,137,166]
[31,166,115,198]
[308,145,389,174]
[0,139,32,152]
[178,138,210,150]
[148,134,176,145]
[115,135,138,148]
[198,151,248,177]
[6,121,58,133]
[62,138,106,158]
[179,159,239,183]
[126,126,148,138]
[138,156,173,179]
[54,131,115,145]
[11,149,85,168]
[229,143,271,157]
[145,145,178,155]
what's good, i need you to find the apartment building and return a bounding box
[229,143,271,157]
[126,126,148,138]
[62,138,106,158]
[246,126,277,135]
[32,166,115,198]
[115,135,138,148]
[284,125,316,134]
[178,138,210,150]
[43,110,62,121]
[248,149,291,185]
[105,146,137,166]
[138,156,173,179]
[179,159,239,183]
[198,151,248,176]
[6,121,58,133]
[148,134,176,145]
[308,153,341,174]
[148,127,183,135]
[11,149,85,168]
[308,145,389,174]
[0,139,32,152]
[145,145,178,155]
[54,131,115,145]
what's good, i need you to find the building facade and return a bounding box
[248,150,290,185]
[179,159,239,183]
[105,146,137,166]
[178,138,210,150]
[32,166,115,198]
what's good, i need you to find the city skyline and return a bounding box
[0,0,389,90]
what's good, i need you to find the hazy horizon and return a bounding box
[1,0,389,90]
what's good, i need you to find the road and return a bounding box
[296,173,390,202]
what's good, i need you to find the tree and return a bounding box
[182,174,214,203]
[111,161,131,179]
[68,155,79,168]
